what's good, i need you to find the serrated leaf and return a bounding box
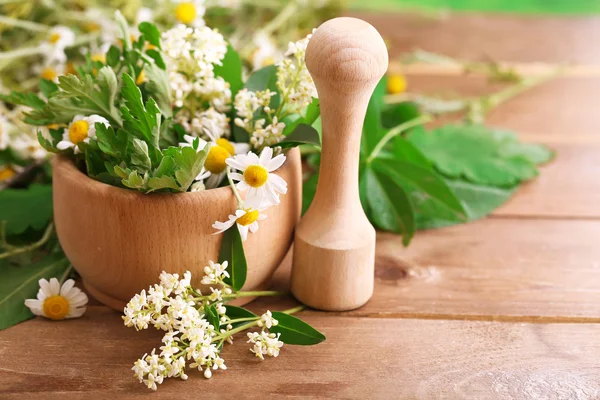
[145,63,172,118]
[131,138,152,171]
[95,124,130,159]
[0,184,53,235]
[214,45,243,97]
[122,170,147,190]
[0,253,70,330]
[279,123,321,149]
[138,22,161,49]
[408,124,544,187]
[363,167,414,245]
[39,79,59,99]
[270,312,326,345]
[121,73,162,149]
[173,146,208,191]
[0,91,45,110]
[204,304,220,330]
[147,175,180,192]
[218,225,247,291]
[372,158,466,219]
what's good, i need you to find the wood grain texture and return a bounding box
[351,12,600,64]
[291,18,387,311]
[52,148,302,311]
[1,307,600,399]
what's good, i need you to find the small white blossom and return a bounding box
[247,331,284,360]
[257,310,278,329]
[201,260,230,285]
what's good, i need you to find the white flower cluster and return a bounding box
[125,268,232,390]
[276,30,318,113]
[247,330,284,360]
[36,25,76,83]
[233,88,286,148]
[162,24,231,140]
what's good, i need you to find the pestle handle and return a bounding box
[291,18,388,311]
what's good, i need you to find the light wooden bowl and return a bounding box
[52,148,302,311]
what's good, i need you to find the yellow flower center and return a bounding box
[40,67,58,81]
[0,167,16,181]
[91,53,106,63]
[386,74,407,94]
[237,209,259,226]
[216,138,235,155]
[68,120,89,145]
[49,32,61,44]
[175,2,197,24]
[43,295,70,320]
[136,69,146,85]
[205,145,230,174]
[243,165,268,188]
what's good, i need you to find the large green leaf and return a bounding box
[0,184,53,235]
[362,77,387,155]
[214,45,243,98]
[362,167,414,245]
[270,312,326,345]
[372,158,466,220]
[0,254,70,330]
[218,226,247,291]
[120,73,162,149]
[279,124,321,149]
[413,179,516,230]
[408,124,552,187]
[302,173,319,215]
[224,305,257,328]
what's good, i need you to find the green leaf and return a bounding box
[95,124,130,159]
[218,225,247,291]
[302,173,319,215]
[372,158,466,219]
[381,101,421,130]
[122,170,148,190]
[413,179,516,230]
[498,141,554,165]
[121,73,161,148]
[362,167,414,245]
[244,65,280,109]
[138,22,161,49]
[224,305,257,328]
[362,77,387,154]
[393,137,432,169]
[214,45,243,97]
[173,146,208,191]
[39,79,59,99]
[106,45,121,67]
[0,253,70,330]
[408,124,545,187]
[147,175,180,192]
[0,91,45,110]
[304,98,320,126]
[270,312,326,345]
[0,184,53,235]
[204,304,220,330]
[115,11,131,51]
[145,49,166,69]
[279,124,321,149]
[145,63,172,118]
[131,138,152,171]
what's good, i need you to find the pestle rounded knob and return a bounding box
[290,18,388,311]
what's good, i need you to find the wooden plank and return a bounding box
[353,12,600,64]
[494,143,600,218]
[1,307,600,399]
[264,219,600,322]
[400,75,600,138]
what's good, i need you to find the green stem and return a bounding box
[214,304,305,340]
[231,290,285,298]
[59,265,73,284]
[226,167,245,208]
[0,15,48,32]
[366,114,433,164]
[227,316,259,324]
[485,70,561,110]
[0,222,55,260]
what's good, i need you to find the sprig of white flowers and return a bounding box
[124,268,303,390]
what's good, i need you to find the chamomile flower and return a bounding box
[24,278,88,320]
[41,26,75,63]
[57,115,109,153]
[11,134,47,161]
[33,60,65,83]
[212,208,267,241]
[173,0,206,27]
[226,147,287,208]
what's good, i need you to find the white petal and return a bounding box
[233,142,250,154]
[262,184,280,207]
[212,218,236,234]
[236,180,250,191]
[235,209,246,218]
[56,141,73,150]
[24,299,43,316]
[237,225,249,241]
[259,147,273,165]
[246,152,260,165]
[248,221,259,233]
[265,154,286,172]
[268,174,288,194]
[67,306,86,319]
[38,278,51,297]
[229,172,243,182]
[60,279,75,296]
[225,157,246,171]
[69,292,89,306]
[48,278,60,296]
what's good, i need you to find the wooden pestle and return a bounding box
[290,17,389,311]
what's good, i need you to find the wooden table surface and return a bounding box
[2,12,600,399]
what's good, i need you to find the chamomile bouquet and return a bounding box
[2,12,325,389]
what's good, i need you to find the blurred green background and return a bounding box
[353,0,600,14]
